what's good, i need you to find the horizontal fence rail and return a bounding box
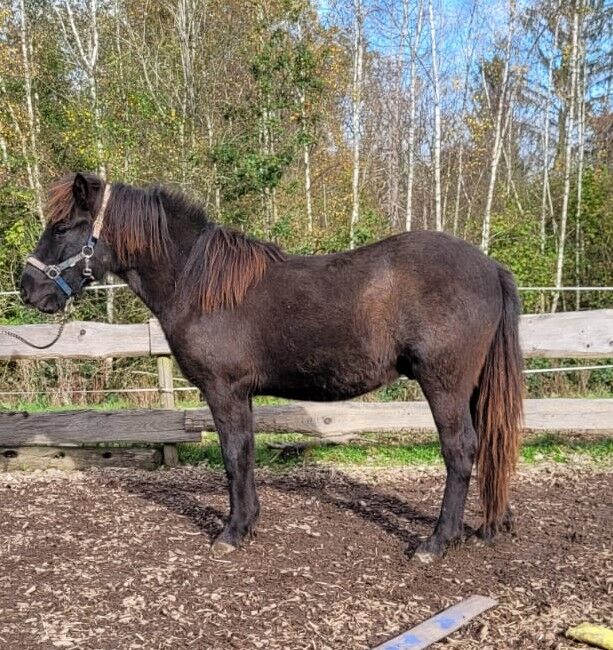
[1,310,612,361]
[1,399,612,446]
[1,309,612,468]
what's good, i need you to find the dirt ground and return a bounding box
[0,463,611,649]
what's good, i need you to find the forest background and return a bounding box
[0,0,611,406]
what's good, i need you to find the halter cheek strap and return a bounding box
[25,184,112,297]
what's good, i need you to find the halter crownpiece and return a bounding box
[25,183,112,297]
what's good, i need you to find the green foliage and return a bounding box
[352,208,389,247]
[571,166,613,308]
[488,206,557,312]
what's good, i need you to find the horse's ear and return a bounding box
[73,173,90,211]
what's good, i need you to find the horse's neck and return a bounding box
[119,263,177,323]
[118,228,203,327]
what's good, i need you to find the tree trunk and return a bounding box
[387,1,408,228]
[540,17,559,255]
[552,5,580,313]
[18,0,45,228]
[405,0,423,232]
[574,41,587,311]
[300,90,313,234]
[428,0,442,231]
[349,0,364,249]
[452,2,477,236]
[481,1,514,254]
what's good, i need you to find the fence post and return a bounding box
[157,355,178,467]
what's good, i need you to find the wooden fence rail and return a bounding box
[1,397,612,470]
[1,399,612,445]
[1,309,612,469]
[1,310,612,361]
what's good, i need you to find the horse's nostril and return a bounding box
[20,286,30,303]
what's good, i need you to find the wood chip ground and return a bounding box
[0,463,611,649]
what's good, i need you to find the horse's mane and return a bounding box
[47,173,286,312]
[180,227,286,312]
[47,173,170,264]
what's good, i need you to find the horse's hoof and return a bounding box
[412,539,445,563]
[473,525,496,546]
[414,549,438,564]
[210,540,237,557]
[469,533,486,547]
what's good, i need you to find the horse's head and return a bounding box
[20,173,112,313]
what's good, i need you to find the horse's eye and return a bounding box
[55,225,71,235]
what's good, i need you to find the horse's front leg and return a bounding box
[206,387,259,556]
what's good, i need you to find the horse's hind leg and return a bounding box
[414,388,477,563]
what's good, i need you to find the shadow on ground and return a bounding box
[119,466,452,552]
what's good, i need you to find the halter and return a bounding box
[25,184,112,297]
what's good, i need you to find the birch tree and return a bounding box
[17,0,44,227]
[54,0,105,178]
[174,0,208,186]
[540,14,560,254]
[296,14,314,234]
[349,0,364,249]
[0,1,45,227]
[405,0,424,231]
[428,0,442,231]
[480,0,515,254]
[452,0,477,236]
[299,48,314,233]
[552,3,580,313]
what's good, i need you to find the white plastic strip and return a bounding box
[0,386,200,396]
[373,595,497,650]
[518,287,613,291]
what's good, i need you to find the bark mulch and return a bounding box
[0,463,611,649]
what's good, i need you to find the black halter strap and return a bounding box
[26,184,112,297]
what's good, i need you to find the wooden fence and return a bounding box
[1,310,612,470]
[2,310,612,360]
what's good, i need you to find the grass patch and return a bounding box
[179,433,307,469]
[0,394,290,413]
[179,434,613,469]
[520,435,612,464]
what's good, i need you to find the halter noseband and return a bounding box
[26,184,112,297]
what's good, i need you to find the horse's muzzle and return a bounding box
[19,269,66,314]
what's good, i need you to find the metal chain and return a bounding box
[0,299,73,350]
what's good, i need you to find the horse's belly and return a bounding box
[264,360,400,402]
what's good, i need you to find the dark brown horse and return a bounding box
[20,173,523,562]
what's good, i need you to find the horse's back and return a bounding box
[261,230,503,337]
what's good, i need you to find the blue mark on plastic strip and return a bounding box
[437,615,460,630]
[387,633,423,648]
[374,595,497,650]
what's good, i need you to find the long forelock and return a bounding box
[46,174,78,225]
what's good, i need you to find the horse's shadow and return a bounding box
[267,470,440,552]
[120,471,227,541]
[119,466,444,553]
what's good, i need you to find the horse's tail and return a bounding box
[474,264,524,534]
